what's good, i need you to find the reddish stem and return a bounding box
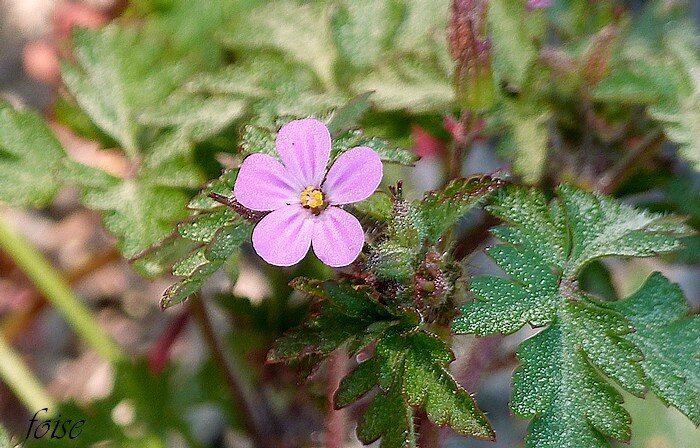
[326,349,348,448]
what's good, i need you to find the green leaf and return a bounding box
[162,207,251,309]
[382,330,494,438]
[610,273,700,424]
[505,101,551,184]
[488,0,537,89]
[332,129,417,165]
[267,280,396,363]
[511,301,641,448]
[338,328,494,446]
[0,104,67,207]
[139,93,246,142]
[351,56,453,113]
[334,357,379,408]
[356,382,417,448]
[72,163,191,259]
[326,92,374,136]
[62,26,193,158]
[330,0,405,69]
[223,0,336,89]
[352,192,394,222]
[454,185,691,447]
[419,175,504,242]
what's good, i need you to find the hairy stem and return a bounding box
[0,334,56,414]
[0,219,123,363]
[189,295,282,448]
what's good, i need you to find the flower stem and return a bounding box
[0,334,56,413]
[0,218,123,363]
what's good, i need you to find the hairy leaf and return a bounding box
[610,273,700,424]
[337,328,494,446]
[419,175,504,242]
[454,185,691,447]
[0,104,67,207]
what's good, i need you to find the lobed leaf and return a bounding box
[0,104,67,207]
[610,273,700,424]
[454,185,692,447]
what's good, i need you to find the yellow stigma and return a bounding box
[300,186,325,210]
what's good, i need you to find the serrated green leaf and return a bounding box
[356,382,416,448]
[419,176,504,242]
[340,328,494,446]
[267,280,396,363]
[241,124,278,158]
[172,247,208,277]
[332,129,417,165]
[326,92,374,136]
[334,358,379,409]
[382,331,494,438]
[161,259,223,309]
[187,170,237,211]
[178,208,236,243]
[352,192,394,222]
[0,104,67,207]
[454,185,691,447]
[610,273,700,424]
[205,222,251,260]
[132,236,198,278]
[511,301,640,448]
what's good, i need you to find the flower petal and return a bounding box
[276,118,331,187]
[311,207,364,267]
[234,154,299,211]
[322,147,383,205]
[252,204,313,266]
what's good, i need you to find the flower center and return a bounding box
[300,186,325,212]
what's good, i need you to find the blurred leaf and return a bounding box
[70,163,191,259]
[351,56,453,113]
[0,104,67,207]
[506,101,551,184]
[139,94,246,142]
[62,26,194,158]
[330,0,405,69]
[224,0,336,88]
[488,0,537,89]
[610,273,700,424]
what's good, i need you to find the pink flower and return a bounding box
[234,118,383,267]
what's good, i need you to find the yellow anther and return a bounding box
[300,186,325,210]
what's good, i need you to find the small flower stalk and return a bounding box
[233,118,383,267]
